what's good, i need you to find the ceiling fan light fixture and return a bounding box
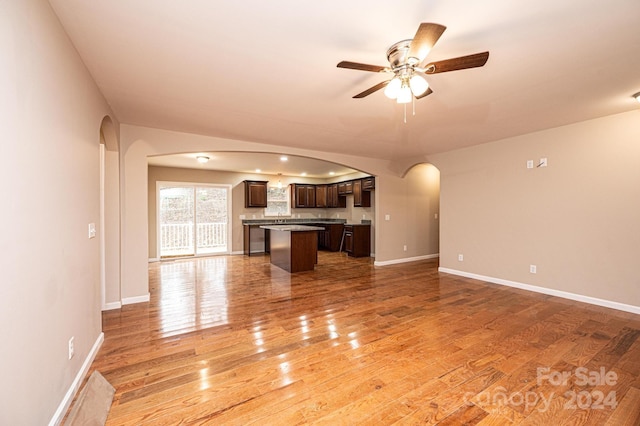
[196,155,209,163]
[397,84,412,104]
[384,77,401,99]
[409,74,429,96]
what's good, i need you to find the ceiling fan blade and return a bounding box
[337,61,387,73]
[353,81,389,98]
[415,87,433,100]
[407,23,447,62]
[424,51,489,74]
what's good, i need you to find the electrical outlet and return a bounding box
[403,245,407,251]
[385,214,390,221]
[434,213,438,219]
[68,336,74,360]
[527,160,534,169]
[530,265,537,274]
[458,254,464,261]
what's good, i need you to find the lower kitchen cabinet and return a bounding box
[318,223,344,252]
[342,224,371,257]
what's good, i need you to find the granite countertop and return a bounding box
[259,224,325,232]
[243,219,346,226]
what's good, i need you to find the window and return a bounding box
[157,183,231,258]
[264,185,290,217]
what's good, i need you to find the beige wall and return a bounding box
[0,0,114,423]
[430,110,640,309]
[147,167,376,257]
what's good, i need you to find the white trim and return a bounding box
[374,253,439,266]
[438,267,640,315]
[49,332,104,426]
[231,250,244,255]
[148,257,159,263]
[102,301,122,311]
[122,294,150,305]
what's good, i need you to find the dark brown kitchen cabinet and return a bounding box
[318,223,344,251]
[353,179,371,207]
[362,176,375,190]
[291,184,316,208]
[244,180,268,208]
[315,185,327,208]
[337,181,353,195]
[342,224,371,257]
[327,183,346,208]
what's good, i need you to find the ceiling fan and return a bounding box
[337,23,489,103]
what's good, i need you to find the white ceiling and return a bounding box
[50,0,640,167]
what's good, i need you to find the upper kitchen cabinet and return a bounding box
[327,183,346,208]
[291,184,316,208]
[353,179,371,207]
[337,181,353,195]
[244,180,268,208]
[315,184,327,208]
[362,176,375,191]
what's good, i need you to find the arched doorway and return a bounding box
[403,163,440,259]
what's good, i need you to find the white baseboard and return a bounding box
[121,294,150,305]
[374,253,439,267]
[49,332,104,426]
[438,267,640,315]
[102,301,122,311]
[231,250,244,255]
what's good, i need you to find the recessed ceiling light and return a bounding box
[280,156,288,162]
[196,156,209,163]
[255,169,261,173]
[301,172,307,176]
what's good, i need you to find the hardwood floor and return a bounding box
[88,252,640,425]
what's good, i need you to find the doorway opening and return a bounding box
[157,182,232,258]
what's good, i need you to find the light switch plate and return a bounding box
[88,223,96,239]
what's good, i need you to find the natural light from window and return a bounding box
[264,185,290,217]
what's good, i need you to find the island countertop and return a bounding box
[259,224,324,232]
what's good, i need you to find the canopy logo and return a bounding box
[464,366,618,413]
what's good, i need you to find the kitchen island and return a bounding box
[260,224,324,272]
[243,219,346,256]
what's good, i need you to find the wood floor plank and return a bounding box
[604,386,640,426]
[68,252,640,425]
